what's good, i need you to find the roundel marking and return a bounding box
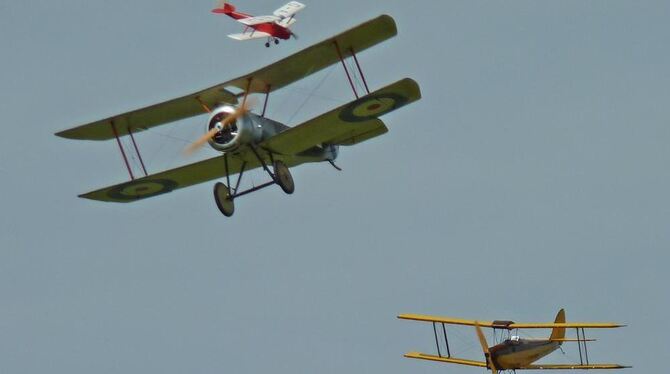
[338,93,409,123]
[107,179,178,201]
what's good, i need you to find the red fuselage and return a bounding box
[213,6,292,40]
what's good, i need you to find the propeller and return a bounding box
[475,322,498,374]
[184,96,256,155]
[290,30,299,40]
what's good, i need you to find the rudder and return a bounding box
[549,308,566,343]
[212,2,236,14]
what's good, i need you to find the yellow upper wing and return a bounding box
[55,15,397,141]
[510,322,625,329]
[398,314,496,327]
[398,314,624,329]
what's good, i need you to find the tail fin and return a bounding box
[212,2,236,14]
[549,309,566,343]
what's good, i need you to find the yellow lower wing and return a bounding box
[404,352,487,368]
[522,364,631,370]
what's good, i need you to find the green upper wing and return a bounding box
[223,14,398,94]
[262,78,421,155]
[55,15,398,141]
[55,86,238,141]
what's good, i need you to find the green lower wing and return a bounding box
[79,152,258,203]
[262,78,421,155]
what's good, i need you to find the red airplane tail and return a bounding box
[212,2,235,14]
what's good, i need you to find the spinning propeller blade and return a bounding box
[475,322,498,374]
[184,97,256,155]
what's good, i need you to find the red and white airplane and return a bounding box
[212,1,305,47]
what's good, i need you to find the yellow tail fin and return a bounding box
[549,309,566,343]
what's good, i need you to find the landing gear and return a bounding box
[213,149,296,217]
[213,182,235,217]
[265,38,280,48]
[273,160,294,194]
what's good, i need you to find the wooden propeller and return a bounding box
[475,322,498,374]
[184,97,256,155]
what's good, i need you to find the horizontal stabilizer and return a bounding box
[404,352,487,368]
[228,31,271,40]
[549,338,596,342]
[238,15,281,26]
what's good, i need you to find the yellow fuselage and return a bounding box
[490,339,560,369]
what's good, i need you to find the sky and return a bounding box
[1,1,669,373]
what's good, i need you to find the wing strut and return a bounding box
[333,40,359,99]
[333,41,371,99]
[261,84,271,117]
[576,328,591,365]
[442,322,451,357]
[432,322,442,357]
[111,120,134,180]
[109,120,149,180]
[350,46,370,94]
[430,322,452,358]
[128,128,148,177]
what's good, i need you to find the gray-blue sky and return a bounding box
[1,1,668,373]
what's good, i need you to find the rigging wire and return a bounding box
[347,57,368,95]
[286,65,337,124]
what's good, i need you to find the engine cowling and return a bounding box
[206,105,259,152]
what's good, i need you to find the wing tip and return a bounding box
[377,14,398,36]
[399,77,422,100]
[54,129,78,139]
[78,190,131,203]
[78,192,102,201]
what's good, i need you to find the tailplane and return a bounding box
[549,308,566,343]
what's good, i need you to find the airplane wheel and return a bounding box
[213,182,235,217]
[265,42,270,48]
[273,160,294,194]
[274,39,279,45]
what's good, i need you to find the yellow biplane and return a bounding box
[56,15,421,216]
[398,309,630,372]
